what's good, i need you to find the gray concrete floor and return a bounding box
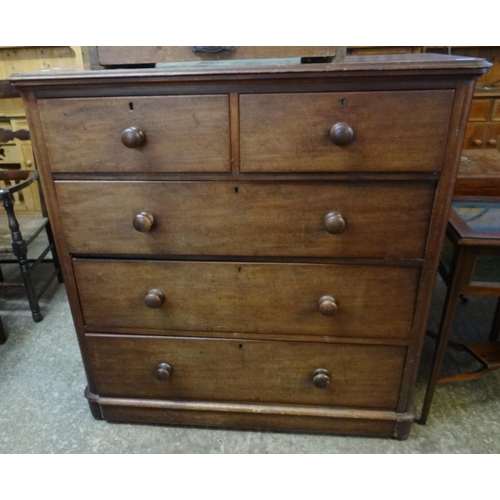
[1,235,499,453]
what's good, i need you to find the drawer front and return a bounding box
[464,123,488,149]
[240,90,454,172]
[75,260,420,338]
[38,96,231,172]
[469,99,491,121]
[87,335,406,409]
[492,100,500,122]
[56,181,434,259]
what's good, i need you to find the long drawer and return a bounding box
[74,259,420,338]
[38,95,231,173]
[56,181,434,259]
[240,90,454,172]
[86,334,407,409]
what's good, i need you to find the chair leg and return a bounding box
[490,298,500,342]
[18,258,43,322]
[44,221,63,283]
[0,317,7,344]
[3,195,43,322]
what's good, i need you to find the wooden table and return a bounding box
[421,197,500,424]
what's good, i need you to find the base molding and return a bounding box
[85,388,415,439]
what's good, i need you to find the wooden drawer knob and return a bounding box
[318,295,337,316]
[312,368,331,389]
[121,126,146,148]
[133,212,154,232]
[145,289,165,309]
[324,211,345,234]
[155,362,173,381]
[330,122,354,146]
[473,139,483,147]
[488,139,497,147]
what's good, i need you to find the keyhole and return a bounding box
[129,102,134,111]
[238,267,242,273]
[234,186,239,193]
[339,99,346,108]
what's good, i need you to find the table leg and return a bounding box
[490,298,500,342]
[420,247,476,425]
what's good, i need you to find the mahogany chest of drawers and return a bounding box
[11,53,489,439]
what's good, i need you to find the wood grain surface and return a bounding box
[86,334,406,409]
[13,53,490,437]
[55,180,434,259]
[38,95,231,172]
[240,90,454,172]
[74,259,420,338]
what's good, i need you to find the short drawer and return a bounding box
[469,99,491,121]
[240,90,454,172]
[75,259,420,339]
[55,180,434,259]
[38,95,231,172]
[86,334,407,410]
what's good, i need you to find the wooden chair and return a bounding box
[0,167,62,322]
[0,80,61,333]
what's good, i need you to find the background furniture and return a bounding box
[0,169,61,321]
[90,46,344,68]
[463,88,500,151]
[421,197,500,424]
[0,48,87,216]
[11,52,489,438]
[0,76,64,324]
[456,149,500,197]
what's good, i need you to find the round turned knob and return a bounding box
[324,211,346,234]
[488,139,497,147]
[26,160,32,167]
[318,295,337,316]
[121,126,146,148]
[473,139,483,147]
[133,212,154,232]
[312,368,331,389]
[155,362,172,381]
[145,289,165,309]
[329,122,354,146]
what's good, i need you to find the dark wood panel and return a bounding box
[29,80,461,100]
[86,334,406,409]
[38,95,231,173]
[240,90,454,172]
[74,260,420,338]
[55,181,435,259]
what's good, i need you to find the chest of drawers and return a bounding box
[11,53,489,439]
